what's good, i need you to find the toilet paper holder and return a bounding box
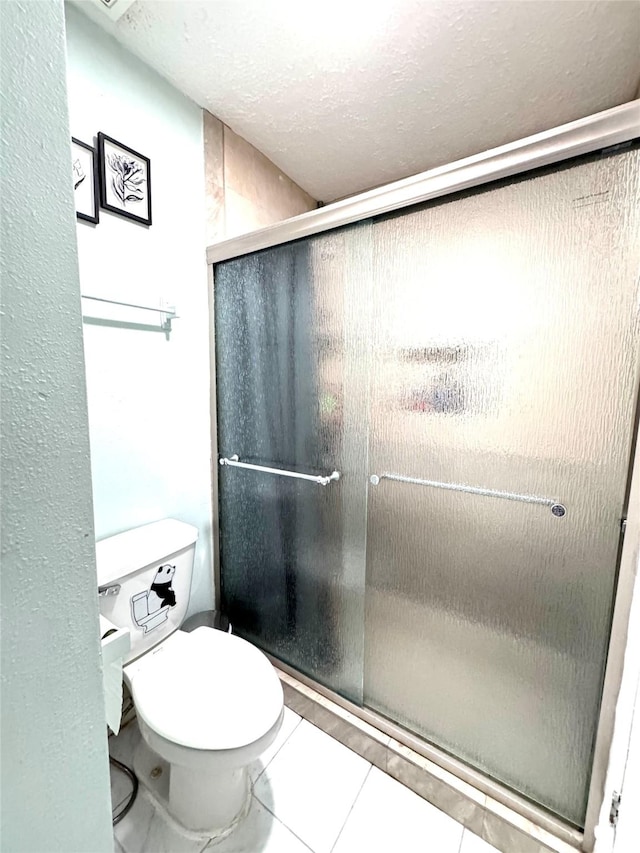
[100,615,130,664]
[100,615,130,736]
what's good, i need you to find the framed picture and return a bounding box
[98,132,152,225]
[71,137,99,224]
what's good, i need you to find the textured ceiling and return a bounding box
[73,0,640,201]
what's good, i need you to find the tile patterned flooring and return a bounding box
[110,709,500,853]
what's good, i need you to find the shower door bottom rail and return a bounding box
[369,471,567,517]
[268,652,584,851]
[219,454,341,486]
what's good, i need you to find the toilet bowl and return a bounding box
[125,625,283,831]
[97,519,284,835]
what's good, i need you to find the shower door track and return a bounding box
[207,101,639,265]
[268,653,584,850]
[208,99,640,853]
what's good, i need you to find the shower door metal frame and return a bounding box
[207,99,640,852]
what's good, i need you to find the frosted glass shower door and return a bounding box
[215,226,370,702]
[364,148,640,825]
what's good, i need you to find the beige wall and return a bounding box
[204,111,316,243]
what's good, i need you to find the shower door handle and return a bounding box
[369,472,566,517]
[219,455,341,486]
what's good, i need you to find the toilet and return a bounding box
[97,518,284,834]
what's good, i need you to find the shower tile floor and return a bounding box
[110,708,500,853]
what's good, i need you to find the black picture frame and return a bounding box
[98,132,152,226]
[71,137,99,224]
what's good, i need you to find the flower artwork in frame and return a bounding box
[98,132,152,225]
[72,137,99,224]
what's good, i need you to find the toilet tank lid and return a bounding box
[96,519,199,588]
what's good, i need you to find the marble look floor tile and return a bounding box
[109,721,142,811]
[386,750,485,836]
[326,716,389,772]
[333,765,464,853]
[481,810,550,853]
[460,829,501,853]
[295,697,389,771]
[483,798,576,853]
[387,739,485,807]
[282,681,317,719]
[205,796,311,853]
[111,761,139,815]
[109,720,141,765]
[254,719,371,853]
[280,675,391,771]
[114,788,208,853]
[249,706,302,782]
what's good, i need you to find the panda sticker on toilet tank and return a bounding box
[131,564,177,634]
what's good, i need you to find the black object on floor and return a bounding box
[110,755,139,825]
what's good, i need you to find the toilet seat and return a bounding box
[128,626,283,751]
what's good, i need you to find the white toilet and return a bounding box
[97,518,284,834]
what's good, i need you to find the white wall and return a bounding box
[612,665,640,851]
[594,550,640,852]
[65,6,213,617]
[589,425,640,852]
[0,1,113,850]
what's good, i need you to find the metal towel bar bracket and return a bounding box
[369,472,566,517]
[219,455,341,486]
[81,295,178,333]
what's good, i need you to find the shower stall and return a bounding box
[208,102,640,845]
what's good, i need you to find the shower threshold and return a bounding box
[268,655,583,853]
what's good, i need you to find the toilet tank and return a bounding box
[96,519,199,665]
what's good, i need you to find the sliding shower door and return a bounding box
[214,142,640,827]
[364,147,640,825]
[215,226,371,702]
